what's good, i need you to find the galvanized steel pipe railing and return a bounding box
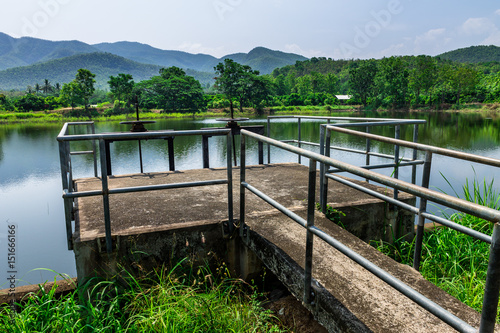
[58,125,235,253]
[240,128,500,333]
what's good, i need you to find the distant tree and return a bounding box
[214,59,260,117]
[448,65,479,105]
[42,79,53,94]
[108,73,134,104]
[60,81,83,110]
[74,69,96,113]
[349,59,378,106]
[34,83,41,95]
[377,56,409,108]
[137,67,205,113]
[408,56,437,105]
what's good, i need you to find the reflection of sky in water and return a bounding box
[1,116,500,286]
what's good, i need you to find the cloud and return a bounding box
[461,17,496,35]
[496,9,500,16]
[413,28,450,54]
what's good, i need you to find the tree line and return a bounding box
[1,55,500,113]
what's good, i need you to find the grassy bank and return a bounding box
[2,103,500,125]
[372,177,500,320]
[0,260,287,332]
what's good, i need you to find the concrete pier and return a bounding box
[70,162,488,332]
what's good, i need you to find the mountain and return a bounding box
[0,52,161,90]
[93,41,217,71]
[0,32,98,70]
[0,52,221,91]
[0,33,308,78]
[437,45,500,63]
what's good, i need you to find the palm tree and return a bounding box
[34,83,41,95]
[42,79,53,94]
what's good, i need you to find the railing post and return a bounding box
[267,117,271,164]
[321,126,331,214]
[413,151,432,271]
[240,133,246,237]
[304,157,317,304]
[365,126,371,182]
[319,124,327,213]
[298,117,302,164]
[202,135,210,169]
[411,124,419,185]
[89,123,98,177]
[99,139,113,253]
[167,137,175,171]
[226,133,234,234]
[479,222,500,333]
[393,125,401,201]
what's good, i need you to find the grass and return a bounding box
[0,259,287,332]
[371,176,499,319]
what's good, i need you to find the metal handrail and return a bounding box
[58,125,235,253]
[240,128,500,333]
[267,115,426,185]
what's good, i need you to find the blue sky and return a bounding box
[1,0,500,59]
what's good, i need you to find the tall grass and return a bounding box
[0,259,286,332]
[372,177,500,319]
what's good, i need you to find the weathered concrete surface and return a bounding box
[244,209,490,333]
[73,163,414,242]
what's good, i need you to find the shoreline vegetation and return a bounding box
[0,260,290,332]
[1,103,500,125]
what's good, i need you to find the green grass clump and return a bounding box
[372,177,499,319]
[0,260,286,332]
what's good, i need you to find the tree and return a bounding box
[214,59,260,117]
[42,79,53,95]
[137,67,205,113]
[75,69,96,113]
[376,56,409,108]
[448,65,479,105]
[108,74,134,104]
[408,56,437,105]
[349,59,378,106]
[60,81,82,110]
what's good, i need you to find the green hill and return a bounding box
[0,32,97,70]
[0,52,161,90]
[437,45,500,63]
[0,52,219,91]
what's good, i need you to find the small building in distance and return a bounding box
[335,95,352,104]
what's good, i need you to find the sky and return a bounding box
[1,0,500,59]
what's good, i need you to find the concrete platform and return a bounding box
[73,162,413,242]
[72,163,489,332]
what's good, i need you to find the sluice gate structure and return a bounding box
[57,116,500,333]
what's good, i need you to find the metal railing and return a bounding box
[240,128,500,333]
[267,115,426,184]
[57,122,235,253]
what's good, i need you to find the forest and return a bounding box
[1,54,500,114]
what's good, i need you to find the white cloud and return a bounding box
[495,9,500,16]
[413,28,449,54]
[482,30,500,45]
[461,18,496,35]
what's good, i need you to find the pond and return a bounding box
[1,111,500,287]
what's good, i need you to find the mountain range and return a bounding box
[1,32,499,92]
[0,32,308,90]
